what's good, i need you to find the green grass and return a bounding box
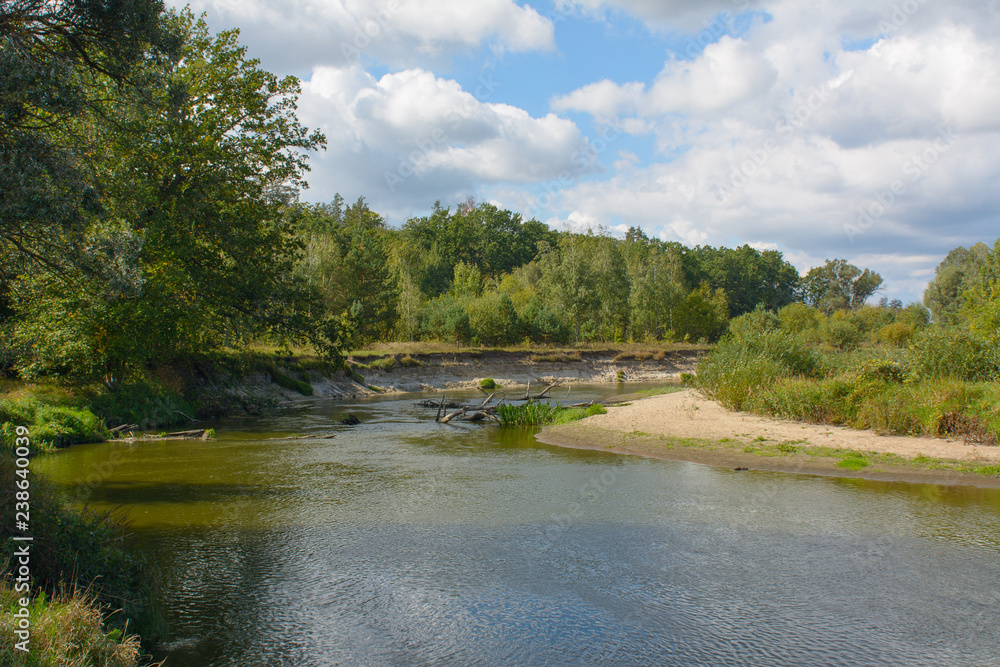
[496,401,559,426]
[480,378,498,390]
[497,401,607,427]
[0,394,106,453]
[0,584,142,666]
[837,452,871,470]
[366,356,396,372]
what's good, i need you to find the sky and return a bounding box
[165,0,1000,305]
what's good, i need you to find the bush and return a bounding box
[467,292,525,346]
[480,378,498,390]
[0,397,106,453]
[909,327,999,382]
[779,302,821,334]
[820,317,863,350]
[89,380,196,429]
[420,297,473,345]
[728,305,780,339]
[696,328,820,410]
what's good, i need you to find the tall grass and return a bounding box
[495,401,607,426]
[0,583,142,666]
[496,401,559,426]
[0,456,166,645]
[697,323,1000,444]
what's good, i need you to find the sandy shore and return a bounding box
[536,389,1000,488]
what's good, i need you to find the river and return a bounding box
[34,384,1000,666]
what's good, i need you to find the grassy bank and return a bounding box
[695,308,1000,445]
[539,423,1000,484]
[0,455,164,662]
[0,582,142,666]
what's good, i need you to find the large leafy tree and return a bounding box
[1,0,171,276]
[801,259,882,314]
[11,9,328,379]
[923,242,994,324]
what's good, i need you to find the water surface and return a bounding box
[36,385,1000,666]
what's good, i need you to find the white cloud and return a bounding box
[552,37,777,118]
[167,0,555,75]
[297,64,587,218]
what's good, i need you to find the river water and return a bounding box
[35,385,1000,666]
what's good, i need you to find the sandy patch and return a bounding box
[536,389,1000,488]
[580,389,1000,463]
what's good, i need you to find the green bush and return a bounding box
[820,317,864,350]
[728,304,780,339]
[467,292,525,346]
[779,302,821,334]
[0,398,106,453]
[420,297,473,345]
[89,380,196,429]
[909,327,999,382]
[697,328,819,410]
[479,378,498,390]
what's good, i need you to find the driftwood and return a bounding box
[118,429,211,443]
[514,379,565,401]
[270,434,336,440]
[109,423,139,434]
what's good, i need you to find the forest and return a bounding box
[3,2,1000,663]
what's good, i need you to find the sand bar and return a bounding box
[536,389,1000,488]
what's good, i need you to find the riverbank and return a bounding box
[536,389,1000,488]
[349,347,703,393]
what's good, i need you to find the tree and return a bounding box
[801,259,882,313]
[1,0,172,279]
[11,9,328,379]
[923,243,992,324]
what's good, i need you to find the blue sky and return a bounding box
[169,0,1000,305]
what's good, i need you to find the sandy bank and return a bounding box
[536,389,1000,488]
[350,349,702,393]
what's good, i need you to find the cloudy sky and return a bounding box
[167,0,1000,304]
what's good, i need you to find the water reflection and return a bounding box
[33,385,1000,666]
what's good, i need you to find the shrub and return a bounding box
[420,297,473,345]
[779,302,822,334]
[399,354,422,367]
[467,292,525,346]
[820,317,864,350]
[479,378,498,390]
[728,305,780,339]
[697,328,820,410]
[876,321,916,346]
[909,327,999,382]
[0,398,106,453]
[89,380,196,429]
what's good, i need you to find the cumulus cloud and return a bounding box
[552,37,777,118]
[296,64,587,219]
[165,0,555,75]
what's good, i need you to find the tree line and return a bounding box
[289,194,891,349]
[6,0,990,391]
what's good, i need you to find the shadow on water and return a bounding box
[30,383,1000,666]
